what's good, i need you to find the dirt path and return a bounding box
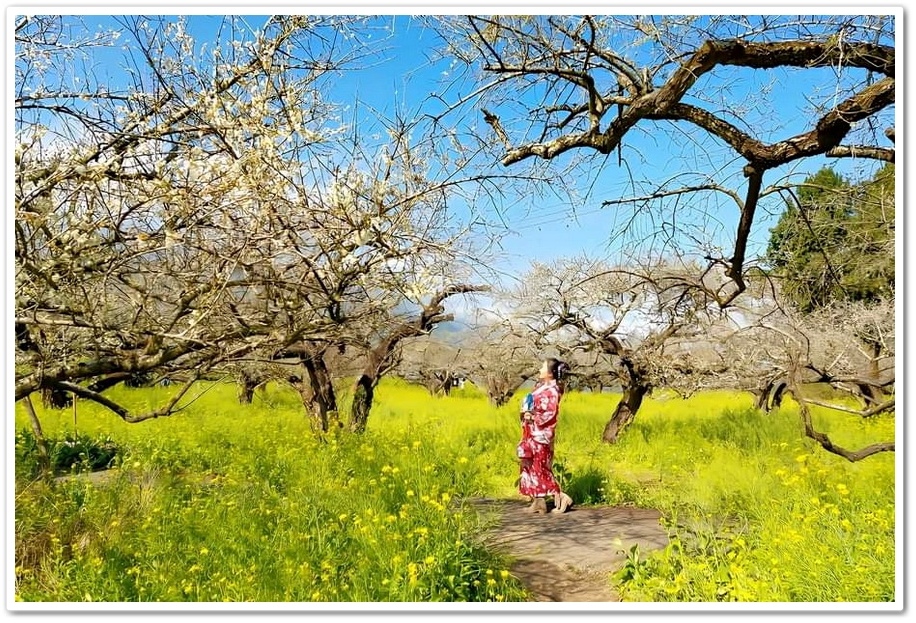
[468,498,669,602]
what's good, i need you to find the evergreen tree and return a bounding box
[766,165,894,312]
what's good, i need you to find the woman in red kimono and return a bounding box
[517,357,574,514]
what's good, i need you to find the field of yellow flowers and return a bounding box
[14,377,895,602]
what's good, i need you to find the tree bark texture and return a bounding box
[601,382,648,444]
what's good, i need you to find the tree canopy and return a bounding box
[766,164,894,312]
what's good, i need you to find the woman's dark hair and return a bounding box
[545,357,570,383]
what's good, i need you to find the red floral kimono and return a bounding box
[518,380,562,498]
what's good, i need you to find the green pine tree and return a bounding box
[766,164,894,312]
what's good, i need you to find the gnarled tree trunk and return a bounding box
[350,374,375,434]
[237,371,260,404]
[295,348,339,435]
[481,371,530,408]
[488,383,516,407]
[756,379,788,412]
[856,341,886,405]
[348,284,487,433]
[41,386,72,410]
[419,370,453,396]
[23,395,51,478]
[602,381,648,444]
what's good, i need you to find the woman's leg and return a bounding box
[532,496,547,514]
[539,442,572,513]
[519,458,540,510]
[520,442,564,514]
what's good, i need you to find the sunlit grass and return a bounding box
[14,378,895,602]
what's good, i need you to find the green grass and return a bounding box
[14,378,895,602]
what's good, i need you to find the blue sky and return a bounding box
[13,11,895,284]
[310,14,893,280]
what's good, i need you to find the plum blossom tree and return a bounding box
[432,15,895,306]
[505,255,729,442]
[15,15,365,422]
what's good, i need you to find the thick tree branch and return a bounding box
[499,38,894,169]
[49,369,203,423]
[827,144,895,162]
[804,397,895,418]
[788,382,894,462]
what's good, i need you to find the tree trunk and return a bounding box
[344,284,487,432]
[350,374,375,433]
[41,386,72,409]
[857,343,885,405]
[421,372,451,396]
[23,395,51,478]
[602,382,648,443]
[756,379,788,412]
[295,352,338,435]
[486,374,527,408]
[857,382,884,406]
[124,371,152,388]
[770,381,788,409]
[489,390,512,407]
[754,387,768,411]
[238,377,258,404]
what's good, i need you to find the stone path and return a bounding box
[467,498,670,602]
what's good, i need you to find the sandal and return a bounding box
[556,492,573,513]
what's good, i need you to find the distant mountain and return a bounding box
[429,321,470,345]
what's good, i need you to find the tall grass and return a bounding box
[14,378,895,602]
[14,380,525,602]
